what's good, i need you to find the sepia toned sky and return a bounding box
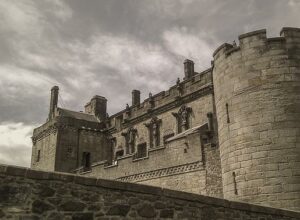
[0,0,299,167]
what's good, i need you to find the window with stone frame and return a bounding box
[144,117,162,148]
[136,143,147,159]
[172,105,192,134]
[121,127,137,154]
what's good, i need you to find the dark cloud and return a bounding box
[0,0,299,166]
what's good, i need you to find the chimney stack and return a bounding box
[184,59,194,79]
[48,86,59,120]
[132,90,140,106]
[85,95,107,121]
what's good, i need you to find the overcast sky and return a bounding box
[0,0,299,167]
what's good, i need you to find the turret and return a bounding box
[48,86,59,120]
[212,27,300,211]
[85,95,107,121]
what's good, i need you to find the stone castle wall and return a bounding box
[75,86,224,197]
[30,27,300,213]
[1,165,299,220]
[213,27,300,211]
[78,121,222,197]
[31,120,58,172]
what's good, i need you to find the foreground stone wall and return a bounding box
[0,165,299,220]
[213,27,300,211]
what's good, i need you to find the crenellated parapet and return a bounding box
[213,28,300,62]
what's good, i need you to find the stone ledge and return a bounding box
[0,164,299,218]
[280,27,300,36]
[238,29,267,40]
[213,43,233,57]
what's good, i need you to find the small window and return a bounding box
[136,143,147,159]
[36,150,41,162]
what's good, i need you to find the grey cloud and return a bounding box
[0,0,299,166]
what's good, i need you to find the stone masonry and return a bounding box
[30,27,300,212]
[0,165,299,220]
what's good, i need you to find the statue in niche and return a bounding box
[180,106,189,128]
[144,117,161,148]
[152,122,159,147]
[121,127,137,154]
[128,128,136,153]
[173,105,192,132]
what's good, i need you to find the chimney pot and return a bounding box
[184,59,194,79]
[48,86,59,120]
[132,90,141,106]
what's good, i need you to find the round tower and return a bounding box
[213,27,300,211]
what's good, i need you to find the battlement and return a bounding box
[107,68,212,129]
[213,27,300,61]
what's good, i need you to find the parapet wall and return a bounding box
[107,68,212,129]
[0,165,299,219]
[213,27,300,211]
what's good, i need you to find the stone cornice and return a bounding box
[117,161,204,182]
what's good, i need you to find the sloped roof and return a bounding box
[166,123,208,142]
[58,108,99,122]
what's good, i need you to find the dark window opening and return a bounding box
[226,103,230,123]
[233,172,238,195]
[136,143,147,159]
[82,152,91,171]
[36,150,41,162]
[116,149,124,158]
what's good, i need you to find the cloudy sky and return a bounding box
[0,0,299,167]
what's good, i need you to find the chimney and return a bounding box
[48,86,59,120]
[184,59,194,79]
[85,95,107,121]
[132,90,140,106]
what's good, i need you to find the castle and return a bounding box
[31,27,300,212]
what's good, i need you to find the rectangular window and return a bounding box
[136,143,147,159]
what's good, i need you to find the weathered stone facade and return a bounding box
[1,165,299,219]
[31,27,300,212]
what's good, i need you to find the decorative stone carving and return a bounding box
[172,105,192,133]
[148,92,155,109]
[121,127,137,154]
[117,161,203,182]
[144,117,162,148]
[176,77,183,96]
